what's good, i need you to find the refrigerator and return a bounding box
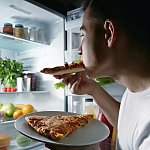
[0,0,126,149]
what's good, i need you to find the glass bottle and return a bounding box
[85,98,96,118]
[72,97,85,114]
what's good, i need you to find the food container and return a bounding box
[0,121,42,149]
[3,23,13,35]
[16,133,32,147]
[0,133,11,150]
[14,24,24,38]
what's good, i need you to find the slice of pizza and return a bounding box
[25,114,94,140]
[40,61,85,75]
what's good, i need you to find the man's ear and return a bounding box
[104,19,117,47]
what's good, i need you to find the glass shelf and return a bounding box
[0,32,49,51]
[0,91,50,94]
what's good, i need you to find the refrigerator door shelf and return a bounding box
[65,17,82,32]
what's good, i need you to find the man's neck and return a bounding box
[116,75,150,92]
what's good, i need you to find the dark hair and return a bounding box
[81,0,150,49]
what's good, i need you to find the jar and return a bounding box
[85,98,96,118]
[14,24,24,38]
[3,23,13,35]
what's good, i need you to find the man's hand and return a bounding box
[54,72,99,95]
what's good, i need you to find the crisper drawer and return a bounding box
[0,121,43,150]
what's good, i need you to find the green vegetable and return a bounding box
[93,77,115,86]
[0,58,23,88]
[54,82,65,89]
[16,134,32,147]
[54,77,114,90]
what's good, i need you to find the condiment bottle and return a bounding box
[85,98,96,118]
[26,73,36,91]
[14,24,24,38]
[3,23,13,35]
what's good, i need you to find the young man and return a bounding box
[47,0,150,149]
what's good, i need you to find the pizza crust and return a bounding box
[40,61,85,75]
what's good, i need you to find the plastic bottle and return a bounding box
[85,98,96,118]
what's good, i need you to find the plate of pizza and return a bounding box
[15,111,110,146]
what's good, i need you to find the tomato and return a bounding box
[22,104,35,115]
[2,88,7,92]
[11,87,17,92]
[13,110,23,119]
[6,88,11,92]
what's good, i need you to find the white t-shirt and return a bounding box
[117,88,150,150]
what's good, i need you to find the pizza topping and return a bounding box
[25,114,94,140]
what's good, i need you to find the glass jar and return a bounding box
[14,24,24,38]
[3,23,13,35]
[85,98,96,118]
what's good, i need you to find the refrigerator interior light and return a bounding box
[9,4,32,15]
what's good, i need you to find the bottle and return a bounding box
[17,77,23,92]
[14,24,24,38]
[85,98,96,118]
[72,97,85,114]
[29,27,37,41]
[24,27,29,40]
[26,73,36,91]
[98,112,114,150]
[3,23,13,35]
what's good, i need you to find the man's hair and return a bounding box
[81,0,150,49]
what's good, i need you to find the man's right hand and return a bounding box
[54,72,99,95]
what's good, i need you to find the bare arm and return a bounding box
[89,81,120,127]
[54,72,120,127]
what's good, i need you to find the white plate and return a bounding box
[15,111,109,146]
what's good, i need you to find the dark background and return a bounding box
[33,0,82,16]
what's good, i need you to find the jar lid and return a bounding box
[85,98,93,102]
[4,23,13,26]
[15,24,23,27]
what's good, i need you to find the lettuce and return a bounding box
[93,77,115,86]
[54,82,65,89]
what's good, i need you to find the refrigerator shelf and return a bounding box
[0,120,43,150]
[0,32,49,52]
[0,120,15,125]
[0,91,50,94]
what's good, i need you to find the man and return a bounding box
[47,0,150,149]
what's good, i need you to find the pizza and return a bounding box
[40,61,85,75]
[25,114,94,140]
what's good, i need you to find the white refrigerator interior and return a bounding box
[0,0,65,149]
[0,0,66,111]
